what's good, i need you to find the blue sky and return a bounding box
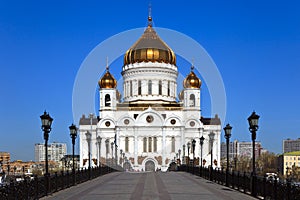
[0,0,299,161]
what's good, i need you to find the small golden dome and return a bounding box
[98,68,117,89]
[123,17,176,66]
[183,67,201,89]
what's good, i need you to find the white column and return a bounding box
[180,127,184,149]
[174,82,177,98]
[116,128,120,165]
[134,128,138,167]
[133,80,137,96]
[162,127,166,166]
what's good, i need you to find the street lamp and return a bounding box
[69,123,77,185]
[209,132,215,181]
[40,111,53,195]
[200,136,205,176]
[187,142,191,172]
[111,142,114,166]
[178,149,181,164]
[248,111,260,196]
[96,136,102,166]
[192,139,196,174]
[115,143,118,166]
[122,152,125,164]
[223,123,232,187]
[182,144,186,164]
[120,149,123,165]
[187,142,191,162]
[22,166,25,177]
[85,131,92,179]
[192,139,196,164]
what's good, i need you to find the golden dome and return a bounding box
[99,68,117,89]
[183,67,202,89]
[123,17,176,66]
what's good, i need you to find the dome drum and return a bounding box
[124,48,176,66]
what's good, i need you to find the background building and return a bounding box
[35,142,67,162]
[221,140,238,160]
[221,140,263,159]
[283,138,300,153]
[281,151,300,180]
[0,152,10,173]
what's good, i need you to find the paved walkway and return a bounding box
[42,172,257,200]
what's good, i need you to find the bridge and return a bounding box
[41,171,256,200]
[1,166,299,199]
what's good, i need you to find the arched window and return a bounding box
[105,94,111,106]
[148,80,152,95]
[189,94,195,107]
[167,81,170,96]
[171,137,175,152]
[138,80,142,95]
[125,137,129,152]
[143,137,147,152]
[158,80,162,95]
[148,137,152,152]
[130,81,133,96]
[153,137,157,152]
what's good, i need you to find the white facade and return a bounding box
[35,142,67,162]
[79,18,221,172]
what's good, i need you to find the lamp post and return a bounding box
[286,167,291,181]
[85,131,92,179]
[192,139,196,164]
[224,123,232,187]
[209,132,215,181]
[111,142,114,166]
[122,152,125,164]
[182,144,186,165]
[187,142,191,163]
[200,136,204,176]
[187,142,191,172]
[69,123,77,185]
[248,111,260,196]
[120,149,123,166]
[115,143,118,166]
[192,139,196,174]
[178,149,181,164]
[40,111,53,195]
[96,136,102,166]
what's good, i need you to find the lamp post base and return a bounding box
[251,174,257,196]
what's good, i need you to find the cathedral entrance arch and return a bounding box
[145,160,155,172]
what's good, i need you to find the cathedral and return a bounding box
[79,15,221,172]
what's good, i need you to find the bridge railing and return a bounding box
[178,165,300,200]
[0,165,120,200]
